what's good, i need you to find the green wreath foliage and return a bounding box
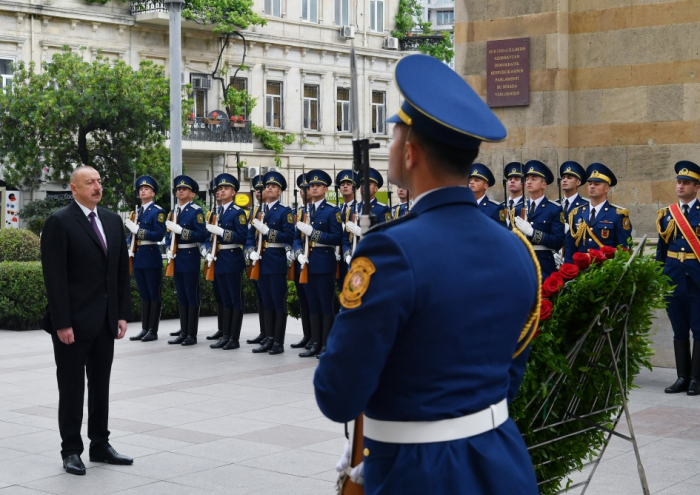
[511,248,672,494]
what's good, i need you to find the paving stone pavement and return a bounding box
[0,316,697,494]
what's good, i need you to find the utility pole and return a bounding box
[165,0,184,209]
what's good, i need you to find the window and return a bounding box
[371,91,386,134]
[436,10,454,25]
[190,74,210,119]
[336,87,351,132]
[335,0,349,26]
[369,0,384,32]
[303,85,319,130]
[266,81,283,128]
[0,59,13,93]
[302,0,318,22]
[265,0,281,17]
[230,76,249,119]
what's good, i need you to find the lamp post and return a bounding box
[165,0,184,209]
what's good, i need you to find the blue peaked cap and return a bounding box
[306,169,332,187]
[264,171,287,191]
[586,163,617,187]
[504,162,525,178]
[560,161,587,182]
[386,54,507,150]
[357,168,384,189]
[469,163,495,187]
[296,173,309,189]
[251,175,264,190]
[215,173,240,191]
[173,175,199,194]
[524,160,554,185]
[675,160,700,182]
[336,169,358,187]
[135,175,159,194]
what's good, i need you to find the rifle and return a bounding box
[555,150,562,206]
[204,209,218,282]
[287,175,298,281]
[502,155,507,221]
[387,175,393,210]
[520,161,527,221]
[165,206,178,277]
[246,186,258,279]
[300,164,310,284]
[128,205,137,275]
[334,163,341,279]
[249,205,263,281]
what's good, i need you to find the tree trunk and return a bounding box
[77,123,96,165]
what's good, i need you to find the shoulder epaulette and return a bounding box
[611,204,628,216]
[549,199,561,206]
[570,206,582,216]
[376,201,387,207]
[279,203,288,208]
[191,203,202,210]
[658,206,668,215]
[233,205,241,210]
[488,198,501,206]
[154,204,163,210]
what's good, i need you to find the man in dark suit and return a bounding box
[41,166,134,476]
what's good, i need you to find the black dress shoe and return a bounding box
[299,342,320,358]
[665,377,690,394]
[688,378,700,396]
[223,339,240,350]
[210,337,227,349]
[269,341,284,355]
[247,332,266,344]
[168,334,187,344]
[63,454,86,475]
[290,336,310,349]
[316,345,327,359]
[89,446,133,465]
[206,330,223,341]
[141,330,158,342]
[181,336,197,346]
[305,340,313,350]
[169,330,181,336]
[252,337,273,353]
[129,329,148,341]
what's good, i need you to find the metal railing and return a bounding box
[130,1,167,15]
[165,118,253,144]
[399,35,447,52]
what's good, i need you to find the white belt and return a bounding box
[266,243,285,248]
[179,243,197,249]
[139,240,157,245]
[363,399,508,444]
[532,245,554,252]
[219,244,243,249]
[312,243,333,248]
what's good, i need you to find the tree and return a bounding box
[0,49,172,210]
[391,0,454,65]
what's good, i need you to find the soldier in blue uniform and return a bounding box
[314,54,539,495]
[344,168,391,264]
[124,175,165,342]
[337,170,359,280]
[657,161,700,395]
[164,175,208,346]
[564,163,633,263]
[205,173,249,350]
[245,171,295,355]
[245,175,268,345]
[204,180,226,342]
[290,173,313,351]
[391,187,410,219]
[468,163,502,223]
[560,161,589,216]
[511,160,565,279]
[293,170,343,358]
[497,162,525,227]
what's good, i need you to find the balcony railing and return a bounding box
[130,1,167,15]
[166,118,253,144]
[399,35,448,52]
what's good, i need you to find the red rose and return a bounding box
[540,299,553,320]
[542,275,564,298]
[572,252,592,270]
[559,263,579,280]
[548,271,564,283]
[601,246,617,259]
[589,249,606,264]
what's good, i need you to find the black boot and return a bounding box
[211,307,232,349]
[207,303,224,340]
[142,301,161,342]
[299,314,322,357]
[253,311,275,353]
[291,304,311,348]
[317,314,334,359]
[666,340,691,393]
[269,312,287,355]
[170,329,181,336]
[182,306,199,346]
[688,341,700,396]
[168,306,188,344]
[131,301,150,341]
[224,309,243,350]
[247,310,266,344]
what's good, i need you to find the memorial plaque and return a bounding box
[487,38,530,108]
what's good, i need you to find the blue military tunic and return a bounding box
[166,201,208,305]
[497,196,524,228]
[212,203,248,274]
[314,187,539,495]
[131,201,165,301]
[513,197,565,279]
[475,195,503,224]
[564,200,633,263]
[391,202,409,219]
[355,198,392,225]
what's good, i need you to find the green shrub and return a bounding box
[17,196,72,235]
[0,261,47,330]
[0,229,41,262]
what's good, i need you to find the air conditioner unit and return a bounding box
[191,76,211,90]
[245,167,258,180]
[383,37,399,50]
[340,26,355,39]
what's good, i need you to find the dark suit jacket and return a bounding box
[41,200,132,340]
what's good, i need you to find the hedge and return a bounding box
[0,260,303,330]
[0,229,41,262]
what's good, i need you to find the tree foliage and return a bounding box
[0,50,172,210]
[391,0,454,64]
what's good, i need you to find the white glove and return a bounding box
[335,252,341,262]
[252,219,269,235]
[124,219,139,234]
[206,223,224,237]
[286,250,295,262]
[554,252,562,268]
[350,461,364,485]
[297,254,309,266]
[166,249,174,261]
[165,220,182,235]
[514,216,534,237]
[296,221,313,236]
[346,221,361,237]
[249,251,260,262]
[345,254,352,265]
[205,252,214,264]
[335,440,351,473]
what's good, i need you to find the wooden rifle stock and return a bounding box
[339,414,365,495]
[299,210,310,284]
[249,208,263,281]
[128,210,137,275]
[165,208,178,277]
[204,212,217,282]
[287,211,296,281]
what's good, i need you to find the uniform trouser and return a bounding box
[259,273,287,313]
[218,271,244,310]
[667,275,700,341]
[536,251,556,281]
[134,267,162,302]
[253,280,264,311]
[212,277,222,304]
[295,280,309,312]
[174,271,201,306]
[306,273,335,316]
[52,319,113,459]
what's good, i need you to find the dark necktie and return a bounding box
[175,206,181,218]
[683,204,689,217]
[590,208,596,224]
[529,201,535,217]
[509,199,514,210]
[564,199,569,212]
[137,206,144,222]
[88,212,107,255]
[310,204,316,221]
[218,206,223,216]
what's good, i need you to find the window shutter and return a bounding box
[266,96,272,127]
[378,105,385,134]
[302,0,308,20]
[342,102,349,132]
[265,0,271,14]
[310,0,318,22]
[370,1,375,30]
[377,1,384,31]
[304,99,310,129]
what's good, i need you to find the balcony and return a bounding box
[165,118,254,154]
[130,1,217,31]
[399,34,448,52]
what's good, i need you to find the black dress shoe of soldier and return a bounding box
[316,345,327,359]
[141,330,158,342]
[168,333,187,344]
[89,446,133,465]
[299,342,320,358]
[269,341,284,355]
[170,330,181,336]
[223,339,240,350]
[688,378,700,396]
[63,454,86,475]
[130,329,147,341]
[252,337,273,353]
[181,336,197,346]
[290,336,310,349]
[206,329,223,341]
[247,332,266,344]
[210,337,227,349]
[666,377,690,393]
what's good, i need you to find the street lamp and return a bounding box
[165,0,184,209]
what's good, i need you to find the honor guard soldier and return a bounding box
[124,175,165,342]
[344,168,391,260]
[165,175,208,345]
[294,170,343,358]
[315,54,539,495]
[564,163,633,263]
[560,161,589,221]
[511,160,565,279]
[391,187,410,219]
[498,162,525,226]
[245,175,268,345]
[205,174,249,350]
[337,169,359,278]
[245,171,295,355]
[468,163,502,223]
[290,173,313,351]
[205,179,226,341]
[657,161,700,395]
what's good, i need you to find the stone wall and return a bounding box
[454,0,700,237]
